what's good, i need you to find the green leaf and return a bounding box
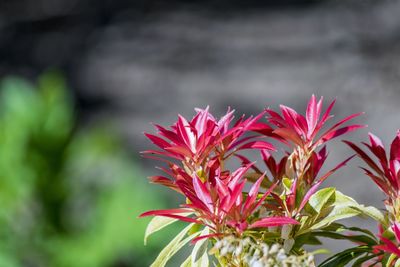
[320,223,377,241]
[181,255,192,267]
[317,246,371,267]
[352,205,386,225]
[310,190,361,230]
[144,214,191,245]
[191,227,209,267]
[311,207,360,230]
[312,231,377,246]
[282,177,292,191]
[352,253,379,267]
[150,223,197,267]
[312,248,330,255]
[388,254,398,267]
[293,233,322,249]
[307,187,336,214]
[189,223,203,236]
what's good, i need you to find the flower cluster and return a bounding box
[346,132,400,264]
[247,95,363,218]
[210,235,315,267]
[139,95,398,266]
[346,132,400,220]
[140,107,296,239]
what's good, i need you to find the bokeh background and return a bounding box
[1,0,400,266]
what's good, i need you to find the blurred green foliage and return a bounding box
[0,72,176,267]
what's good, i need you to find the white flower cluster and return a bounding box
[212,235,315,267]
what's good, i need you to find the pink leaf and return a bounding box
[228,164,253,190]
[318,155,355,183]
[318,112,364,142]
[191,233,223,244]
[249,217,299,228]
[376,236,400,257]
[139,208,199,223]
[273,128,303,146]
[145,133,171,149]
[390,131,400,161]
[343,140,384,176]
[223,181,246,212]
[298,180,323,212]
[249,183,278,216]
[306,94,318,138]
[176,115,196,153]
[243,174,265,213]
[237,140,276,151]
[319,125,366,144]
[317,98,336,130]
[193,175,213,212]
[393,223,400,243]
[280,105,306,136]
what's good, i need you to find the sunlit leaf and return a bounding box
[318,246,371,267]
[191,227,209,267]
[352,205,386,226]
[144,214,191,245]
[180,255,192,267]
[306,187,335,214]
[150,224,197,267]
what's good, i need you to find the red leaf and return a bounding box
[145,133,171,149]
[191,233,223,244]
[237,140,276,151]
[243,174,265,213]
[228,164,253,190]
[273,128,303,146]
[318,112,364,142]
[139,208,200,223]
[318,155,355,183]
[376,236,400,257]
[250,183,277,216]
[319,125,366,144]
[249,217,299,228]
[298,180,323,212]
[306,94,319,138]
[391,131,400,161]
[343,140,384,176]
[193,175,213,212]
[280,105,306,136]
[317,98,336,131]
[223,181,246,213]
[176,115,196,152]
[248,122,274,136]
[165,146,193,157]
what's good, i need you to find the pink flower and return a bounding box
[266,95,365,149]
[345,131,400,202]
[243,95,364,216]
[144,107,274,167]
[374,223,400,259]
[140,164,298,240]
[143,107,276,193]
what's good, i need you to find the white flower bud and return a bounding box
[250,260,263,267]
[234,243,243,255]
[281,224,292,240]
[283,238,295,253]
[220,247,229,256]
[269,244,280,254]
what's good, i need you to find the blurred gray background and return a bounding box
[1,0,400,262]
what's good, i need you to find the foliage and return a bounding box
[139,95,398,266]
[0,72,167,267]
